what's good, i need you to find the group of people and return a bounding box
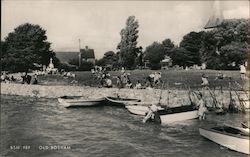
[92,67,163,89]
[1,72,38,85]
[21,72,38,84]
[1,72,17,83]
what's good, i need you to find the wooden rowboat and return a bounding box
[58,96,105,108]
[199,125,250,154]
[125,102,164,116]
[157,105,198,124]
[105,96,141,106]
[126,103,199,124]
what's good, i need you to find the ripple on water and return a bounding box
[1,95,249,157]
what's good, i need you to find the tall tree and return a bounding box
[179,31,205,65]
[162,38,175,56]
[96,51,118,67]
[117,16,139,69]
[170,47,191,67]
[200,19,249,70]
[2,23,59,72]
[144,42,165,70]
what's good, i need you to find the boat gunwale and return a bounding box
[105,96,141,103]
[157,105,198,115]
[199,127,250,140]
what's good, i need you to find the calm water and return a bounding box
[1,95,249,157]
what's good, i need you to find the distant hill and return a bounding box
[55,52,79,63]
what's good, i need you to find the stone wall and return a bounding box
[1,83,247,108]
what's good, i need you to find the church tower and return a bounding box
[204,0,224,29]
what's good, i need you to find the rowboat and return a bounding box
[126,105,150,116]
[58,96,105,108]
[58,96,84,103]
[105,96,141,106]
[125,102,164,116]
[157,105,198,124]
[199,125,250,154]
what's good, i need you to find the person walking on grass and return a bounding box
[240,63,247,80]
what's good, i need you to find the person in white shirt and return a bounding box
[201,74,209,86]
[142,104,160,123]
[196,94,207,120]
[134,80,142,89]
[240,64,246,80]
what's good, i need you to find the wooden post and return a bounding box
[78,39,81,68]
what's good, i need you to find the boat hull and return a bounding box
[58,97,105,108]
[199,127,250,154]
[126,105,149,116]
[105,96,140,106]
[159,110,198,124]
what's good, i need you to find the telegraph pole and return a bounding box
[78,39,81,68]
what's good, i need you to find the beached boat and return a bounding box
[127,103,199,124]
[125,102,164,116]
[58,96,105,108]
[156,105,198,124]
[199,125,250,155]
[105,96,141,106]
[126,105,149,116]
[58,96,84,103]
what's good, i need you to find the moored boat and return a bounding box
[157,105,198,124]
[58,96,105,108]
[125,105,149,116]
[199,125,250,155]
[105,96,141,106]
[125,102,164,116]
[58,96,84,103]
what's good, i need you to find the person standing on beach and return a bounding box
[240,63,246,80]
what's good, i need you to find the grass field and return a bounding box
[38,69,245,90]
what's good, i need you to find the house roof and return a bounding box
[80,48,95,59]
[55,52,79,63]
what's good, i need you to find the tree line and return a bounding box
[97,17,249,70]
[1,17,249,72]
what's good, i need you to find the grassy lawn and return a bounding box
[38,69,244,90]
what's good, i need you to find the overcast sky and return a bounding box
[2,0,249,59]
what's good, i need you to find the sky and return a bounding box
[1,0,249,59]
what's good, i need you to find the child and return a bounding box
[201,74,209,86]
[134,80,142,89]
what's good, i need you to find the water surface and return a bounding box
[1,95,249,157]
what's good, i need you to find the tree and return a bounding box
[117,16,140,69]
[2,23,59,72]
[179,31,205,65]
[96,51,118,68]
[219,42,248,70]
[144,42,165,70]
[170,47,191,67]
[135,46,143,67]
[162,38,175,56]
[68,58,79,66]
[200,19,249,70]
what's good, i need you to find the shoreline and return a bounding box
[1,83,248,108]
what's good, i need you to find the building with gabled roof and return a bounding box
[80,46,95,65]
